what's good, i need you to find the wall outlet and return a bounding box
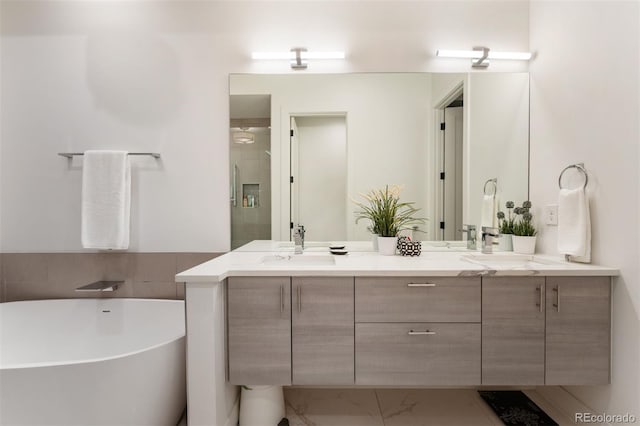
[544,204,558,225]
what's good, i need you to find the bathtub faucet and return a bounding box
[75,281,123,292]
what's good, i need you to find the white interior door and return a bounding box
[290,116,347,241]
[443,106,464,240]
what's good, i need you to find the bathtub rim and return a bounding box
[0,298,185,371]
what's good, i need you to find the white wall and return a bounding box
[431,73,466,107]
[0,0,529,252]
[468,73,530,230]
[529,0,639,417]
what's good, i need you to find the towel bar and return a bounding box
[483,178,497,195]
[558,163,588,189]
[58,152,161,159]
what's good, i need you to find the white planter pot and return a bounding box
[377,236,398,256]
[498,234,513,251]
[239,385,285,426]
[512,236,536,254]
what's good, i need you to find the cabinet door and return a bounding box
[545,276,611,385]
[227,277,291,385]
[482,277,545,385]
[292,277,354,385]
[356,323,480,385]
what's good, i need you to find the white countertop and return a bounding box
[175,240,619,283]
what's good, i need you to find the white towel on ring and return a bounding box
[81,150,131,250]
[481,194,497,229]
[558,187,591,263]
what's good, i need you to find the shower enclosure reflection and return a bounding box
[230,95,272,249]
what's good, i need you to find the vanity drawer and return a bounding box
[355,323,481,385]
[355,277,480,322]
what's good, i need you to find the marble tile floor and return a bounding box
[285,388,576,426]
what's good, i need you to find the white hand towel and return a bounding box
[480,194,497,228]
[81,150,131,250]
[558,187,591,263]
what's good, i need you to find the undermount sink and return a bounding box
[261,254,336,266]
[422,241,470,251]
[277,241,332,248]
[461,254,557,269]
[424,241,467,248]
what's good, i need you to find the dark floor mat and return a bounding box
[478,391,558,426]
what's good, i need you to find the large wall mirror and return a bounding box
[229,73,529,249]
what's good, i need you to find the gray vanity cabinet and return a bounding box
[482,275,611,386]
[225,274,611,387]
[545,276,611,385]
[292,277,354,385]
[482,277,545,385]
[354,276,481,385]
[227,277,291,385]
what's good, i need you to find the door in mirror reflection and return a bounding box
[442,103,464,241]
[290,115,347,241]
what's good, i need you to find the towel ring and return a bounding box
[558,163,588,189]
[484,178,497,196]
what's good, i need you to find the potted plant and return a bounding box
[512,201,537,254]
[496,201,515,251]
[353,185,425,255]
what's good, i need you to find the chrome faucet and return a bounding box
[293,224,305,254]
[481,226,499,254]
[460,225,477,250]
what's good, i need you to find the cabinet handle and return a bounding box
[408,330,436,335]
[552,286,560,312]
[297,285,302,313]
[407,283,436,287]
[280,285,284,313]
[536,286,542,312]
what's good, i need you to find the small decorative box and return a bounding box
[397,236,422,257]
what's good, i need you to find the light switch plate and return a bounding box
[544,204,558,225]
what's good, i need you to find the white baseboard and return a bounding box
[534,386,607,426]
[223,394,240,426]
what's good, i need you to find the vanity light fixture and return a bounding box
[251,48,346,70]
[436,47,532,68]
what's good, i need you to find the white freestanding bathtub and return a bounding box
[0,298,186,426]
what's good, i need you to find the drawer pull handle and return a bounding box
[536,286,542,313]
[280,285,284,313]
[408,330,436,335]
[552,286,560,312]
[407,283,436,287]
